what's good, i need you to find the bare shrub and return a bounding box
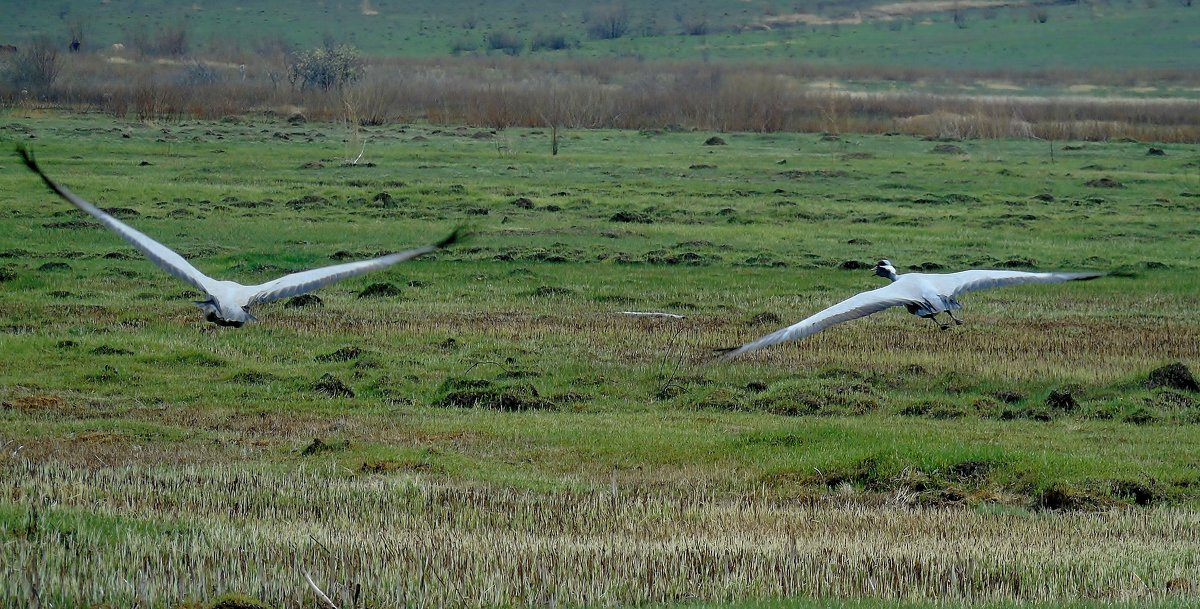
[156,22,189,56]
[179,62,222,87]
[288,46,364,91]
[585,3,630,40]
[126,21,189,57]
[485,31,523,56]
[6,35,61,95]
[345,69,405,126]
[682,14,710,36]
[450,38,481,55]
[530,32,577,52]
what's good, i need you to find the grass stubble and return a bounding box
[0,114,1198,607]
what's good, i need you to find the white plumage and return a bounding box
[717,259,1101,360]
[19,147,459,327]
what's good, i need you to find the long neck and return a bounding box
[878,268,898,282]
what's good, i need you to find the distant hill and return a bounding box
[2,0,1199,71]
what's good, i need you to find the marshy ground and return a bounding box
[1,114,1198,608]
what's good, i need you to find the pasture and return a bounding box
[2,0,1199,72]
[1,112,1199,607]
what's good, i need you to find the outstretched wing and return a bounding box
[18,146,217,294]
[244,228,461,305]
[924,269,1102,298]
[716,283,920,360]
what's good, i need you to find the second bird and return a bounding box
[716,259,1102,360]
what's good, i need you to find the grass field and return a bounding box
[3,0,1200,71]
[1,111,1199,607]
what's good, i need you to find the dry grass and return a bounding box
[3,461,1198,608]
[8,54,1200,141]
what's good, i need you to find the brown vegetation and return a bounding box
[4,53,1199,142]
[3,460,1198,608]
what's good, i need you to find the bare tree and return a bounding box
[585,3,630,40]
[8,35,62,94]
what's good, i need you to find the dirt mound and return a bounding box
[90,345,133,356]
[931,143,965,154]
[1034,484,1102,511]
[609,210,653,223]
[1085,178,1124,188]
[512,197,534,209]
[1045,388,1078,412]
[434,378,552,411]
[301,437,349,456]
[703,136,726,146]
[749,311,782,325]
[287,194,330,208]
[1147,362,1198,392]
[284,294,323,308]
[230,371,279,385]
[313,373,354,398]
[370,192,397,208]
[358,282,402,298]
[1147,147,1166,156]
[315,346,363,362]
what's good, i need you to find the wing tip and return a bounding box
[15,144,37,172]
[435,225,466,249]
[709,345,744,363]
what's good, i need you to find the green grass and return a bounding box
[1,112,1199,607]
[3,0,1199,71]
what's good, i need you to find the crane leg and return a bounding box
[927,313,950,330]
[946,310,964,325]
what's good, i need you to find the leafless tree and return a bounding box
[585,3,630,40]
[8,35,62,94]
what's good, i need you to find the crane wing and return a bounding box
[243,228,461,305]
[924,269,1102,298]
[716,283,920,360]
[19,147,217,294]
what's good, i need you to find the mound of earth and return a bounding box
[1147,362,1198,392]
[284,294,323,308]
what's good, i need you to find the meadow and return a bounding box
[3,0,1199,71]
[0,111,1198,607]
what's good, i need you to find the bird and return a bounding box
[716,259,1101,360]
[17,146,460,327]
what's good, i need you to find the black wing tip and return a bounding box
[710,345,742,362]
[1072,272,1104,282]
[15,144,37,170]
[435,225,466,249]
